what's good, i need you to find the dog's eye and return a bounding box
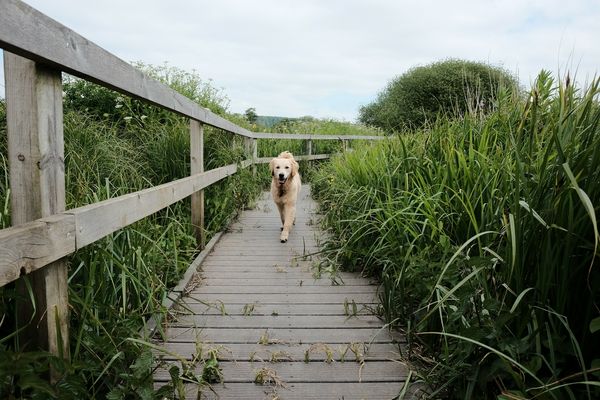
[276,166,280,169]
[285,166,289,169]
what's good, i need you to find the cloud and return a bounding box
[1,0,599,121]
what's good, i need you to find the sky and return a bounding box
[1,0,599,121]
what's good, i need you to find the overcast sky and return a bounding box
[1,0,599,121]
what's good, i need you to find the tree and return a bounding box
[359,59,519,132]
[244,107,258,123]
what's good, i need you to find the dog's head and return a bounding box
[269,151,299,186]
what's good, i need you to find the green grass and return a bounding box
[312,71,600,398]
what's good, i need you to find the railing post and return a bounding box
[243,136,256,175]
[190,120,205,249]
[306,139,313,157]
[252,138,257,176]
[306,139,313,167]
[4,53,69,368]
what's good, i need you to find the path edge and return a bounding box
[140,231,224,338]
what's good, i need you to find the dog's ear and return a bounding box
[269,158,276,176]
[291,159,299,177]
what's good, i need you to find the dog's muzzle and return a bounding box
[278,173,287,185]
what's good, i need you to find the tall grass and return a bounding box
[312,72,600,398]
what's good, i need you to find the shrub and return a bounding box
[359,58,519,131]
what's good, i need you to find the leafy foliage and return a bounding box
[359,58,520,131]
[314,72,600,398]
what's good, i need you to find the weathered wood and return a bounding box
[251,138,257,176]
[182,293,378,304]
[154,187,408,396]
[187,285,377,294]
[161,327,399,344]
[197,278,377,286]
[190,120,205,248]
[153,342,404,362]
[154,360,409,382]
[69,164,237,248]
[154,382,422,400]
[168,314,382,328]
[0,215,75,287]
[174,303,375,316]
[4,52,69,362]
[0,0,253,138]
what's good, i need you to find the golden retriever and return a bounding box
[269,151,301,243]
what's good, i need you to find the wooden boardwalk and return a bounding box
[153,186,419,399]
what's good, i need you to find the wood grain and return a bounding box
[4,52,70,363]
[69,164,237,247]
[190,120,205,248]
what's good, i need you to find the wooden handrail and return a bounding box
[0,0,384,358]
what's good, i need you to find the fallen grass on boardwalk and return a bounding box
[312,72,600,399]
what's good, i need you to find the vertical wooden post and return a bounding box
[342,139,349,152]
[306,139,313,167]
[5,53,69,364]
[190,120,205,249]
[243,136,256,175]
[251,138,258,176]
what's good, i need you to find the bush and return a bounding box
[359,59,519,132]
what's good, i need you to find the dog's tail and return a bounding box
[278,151,294,159]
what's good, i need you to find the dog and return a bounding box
[269,151,301,243]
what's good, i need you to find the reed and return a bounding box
[312,72,600,398]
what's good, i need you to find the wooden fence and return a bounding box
[0,0,383,362]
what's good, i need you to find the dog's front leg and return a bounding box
[280,205,296,243]
[276,203,285,230]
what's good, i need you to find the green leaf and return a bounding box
[590,317,600,334]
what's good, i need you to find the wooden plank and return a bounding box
[181,293,378,304]
[155,382,422,400]
[0,215,75,287]
[187,286,377,294]
[205,255,320,261]
[168,314,382,329]
[160,328,400,344]
[154,360,409,382]
[153,342,404,362]
[4,53,70,363]
[69,164,237,248]
[197,278,377,286]
[0,0,253,138]
[197,271,347,279]
[197,269,319,276]
[190,120,205,248]
[173,303,376,316]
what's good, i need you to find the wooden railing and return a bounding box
[0,0,384,361]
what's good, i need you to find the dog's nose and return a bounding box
[279,173,284,179]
